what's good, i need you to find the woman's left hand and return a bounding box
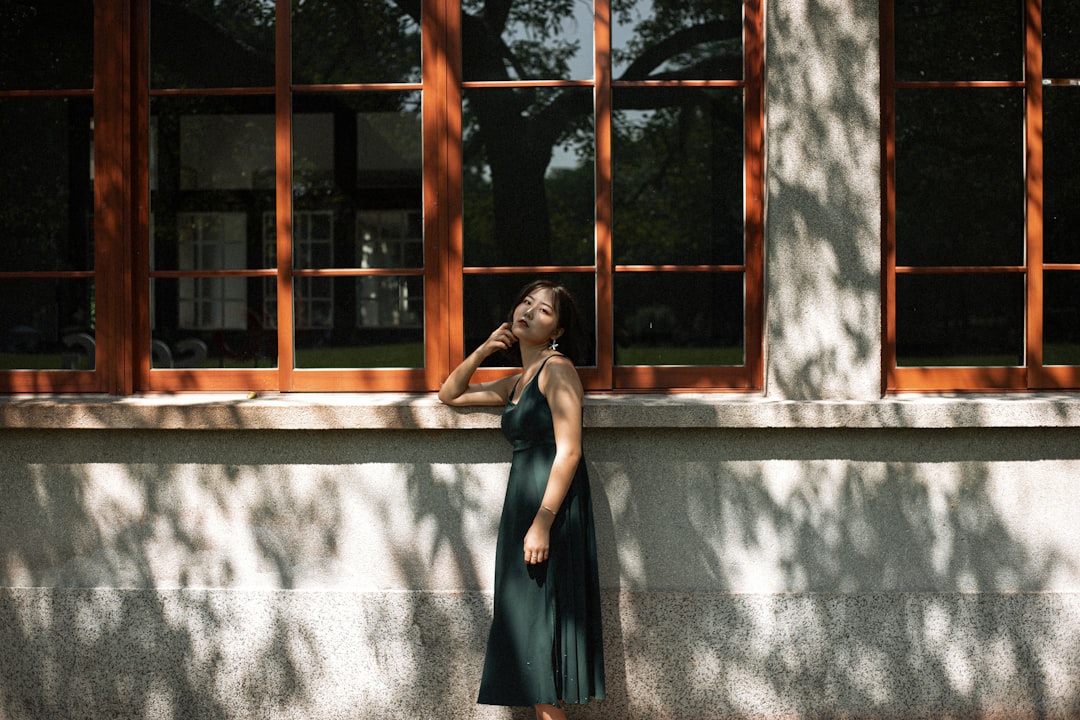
[523,521,551,565]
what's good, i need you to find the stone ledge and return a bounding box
[2,392,1080,430]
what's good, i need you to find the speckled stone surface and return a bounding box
[2,589,1080,720]
[764,0,883,403]
[4,423,1080,717]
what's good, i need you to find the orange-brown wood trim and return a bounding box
[595,0,614,389]
[132,0,152,391]
[881,0,898,393]
[1024,0,1045,386]
[744,0,765,392]
[891,366,1027,392]
[439,0,465,383]
[275,0,294,390]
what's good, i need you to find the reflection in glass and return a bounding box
[1044,88,1080,264]
[464,274,596,368]
[293,0,421,84]
[894,1,1021,82]
[1043,1,1080,78]
[0,1,93,90]
[895,88,1024,267]
[463,88,594,267]
[292,276,424,369]
[615,272,742,366]
[612,0,743,81]
[462,0,592,81]
[896,274,1023,367]
[1044,272,1080,365]
[0,279,95,370]
[613,87,743,266]
[0,97,94,272]
[150,0,275,88]
[150,96,275,271]
[151,279,276,369]
[292,92,423,269]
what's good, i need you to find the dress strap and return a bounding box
[509,353,562,403]
[531,353,563,393]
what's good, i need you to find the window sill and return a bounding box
[2,392,1080,430]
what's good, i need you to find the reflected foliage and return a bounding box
[293,0,421,84]
[1,0,754,373]
[892,1,1080,369]
[457,0,749,367]
[613,0,743,79]
[895,88,1024,268]
[0,1,92,90]
[612,88,743,267]
[0,4,95,369]
[894,0,1022,81]
[896,274,1024,367]
[151,0,276,88]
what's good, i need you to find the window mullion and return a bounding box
[595,0,614,389]
[1025,0,1045,386]
[425,0,460,388]
[744,0,765,391]
[276,0,294,391]
[97,0,133,393]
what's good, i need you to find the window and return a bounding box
[0,0,763,394]
[883,0,1080,391]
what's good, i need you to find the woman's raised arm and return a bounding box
[438,322,520,406]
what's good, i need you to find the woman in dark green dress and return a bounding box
[438,280,606,719]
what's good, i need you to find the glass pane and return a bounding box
[293,276,424,368]
[894,1,1022,82]
[896,274,1023,367]
[151,278,276,368]
[292,92,423,269]
[1043,0,1080,78]
[895,88,1024,267]
[0,1,93,90]
[0,279,94,370]
[0,97,94,271]
[613,87,743,266]
[614,272,743,366]
[613,0,743,80]
[1044,87,1080,264]
[150,96,275,271]
[462,0,592,81]
[463,273,596,368]
[1044,271,1080,366]
[462,88,595,267]
[150,0,275,88]
[293,0,421,84]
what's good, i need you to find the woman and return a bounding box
[438,280,606,719]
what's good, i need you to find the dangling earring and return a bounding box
[548,337,559,351]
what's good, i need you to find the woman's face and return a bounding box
[511,287,563,347]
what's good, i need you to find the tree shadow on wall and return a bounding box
[563,426,1080,719]
[2,418,1080,719]
[765,0,883,400]
[0,427,343,720]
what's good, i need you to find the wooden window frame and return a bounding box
[882,0,1080,392]
[1,0,764,395]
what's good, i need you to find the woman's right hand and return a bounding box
[479,322,517,358]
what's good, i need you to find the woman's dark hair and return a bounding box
[503,279,588,365]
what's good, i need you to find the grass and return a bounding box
[7,343,1080,372]
[615,346,744,366]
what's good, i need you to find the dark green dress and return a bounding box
[477,356,606,707]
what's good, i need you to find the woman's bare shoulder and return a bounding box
[540,354,583,392]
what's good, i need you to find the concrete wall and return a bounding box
[5,1,1080,718]
[3,416,1080,719]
